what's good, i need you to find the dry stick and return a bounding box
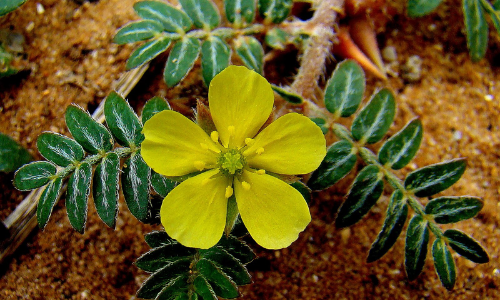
[0,63,149,265]
[290,0,344,113]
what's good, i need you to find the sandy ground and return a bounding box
[0,0,499,299]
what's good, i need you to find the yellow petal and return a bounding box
[209,66,273,148]
[142,110,220,177]
[234,170,311,249]
[160,169,228,249]
[244,113,326,175]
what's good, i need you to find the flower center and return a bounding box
[219,149,245,176]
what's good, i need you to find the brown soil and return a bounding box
[1,0,499,299]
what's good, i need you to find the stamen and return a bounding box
[256,169,266,175]
[256,147,265,155]
[211,131,219,143]
[244,138,255,146]
[225,186,233,198]
[200,143,209,150]
[194,161,206,171]
[241,181,251,190]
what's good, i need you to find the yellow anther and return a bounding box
[242,181,251,190]
[211,131,219,143]
[256,169,266,175]
[228,125,235,135]
[244,138,255,146]
[256,147,265,155]
[194,161,206,171]
[225,186,233,198]
[200,143,209,150]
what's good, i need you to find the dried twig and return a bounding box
[0,63,149,265]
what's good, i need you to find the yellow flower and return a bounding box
[142,66,326,249]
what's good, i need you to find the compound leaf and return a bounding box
[137,261,191,299]
[324,60,365,117]
[407,0,443,17]
[65,105,113,154]
[201,37,231,85]
[126,37,171,70]
[14,161,56,191]
[197,259,239,299]
[201,248,251,285]
[216,235,255,264]
[164,37,201,87]
[104,92,144,147]
[122,151,150,222]
[234,36,264,74]
[351,88,396,144]
[336,165,384,228]
[66,162,92,233]
[134,0,192,33]
[404,158,466,197]
[179,0,220,29]
[432,238,456,290]
[378,119,423,170]
[425,196,483,224]
[258,0,292,23]
[405,215,429,281]
[113,20,163,45]
[308,140,357,191]
[463,0,488,61]
[93,153,120,228]
[444,229,489,263]
[136,243,197,273]
[37,132,84,167]
[367,190,408,262]
[37,177,63,230]
[225,0,256,25]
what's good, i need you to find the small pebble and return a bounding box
[401,55,422,83]
[36,3,45,14]
[382,46,397,62]
[484,94,493,102]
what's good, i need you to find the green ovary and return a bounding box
[220,149,245,175]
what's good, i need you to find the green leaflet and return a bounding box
[126,37,171,70]
[432,238,456,290]
[291,181,312,205]
[142,96,171,124]
[65,105,113,154]
[93,153,120,228]
[201,36,231,85]
[179,0,220,29]
[480,0,500,34]
[14,161,56,191]
[137,261,191,299]
[197,259,239,299]
[324,60,366,117]
[145,230,175,248]
[37,132,84,167]
[200,248,251,285]
[113,20,163,45]
[104,92,144,147]
[151,171,176,198]
[194,276,217,300]
[405,215,429,281]
[351,88,396,144]
[0,133,32,173]
[164,37,201,87]
[258,0,293,23]
[0,0,27,16]
[425,196,483,224]
[271,84,304,104]
[215,235,255,264]
[404,158,466,197]
[122,151,150,222]
[308,140,357,191]
[444,229,489,263]
[407,0,443,17]
[367,190,408,262]
[234,36,264,74]
[335,165,384,228]
[136,243,197,272]
[225,0,256,26]
[463,0,488,62]
[37,177,63,230]
[134,0,193,33]
[309,117,329,134]
[66,163,92,233]
[378,119,423,170]
[265,28,288,50]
